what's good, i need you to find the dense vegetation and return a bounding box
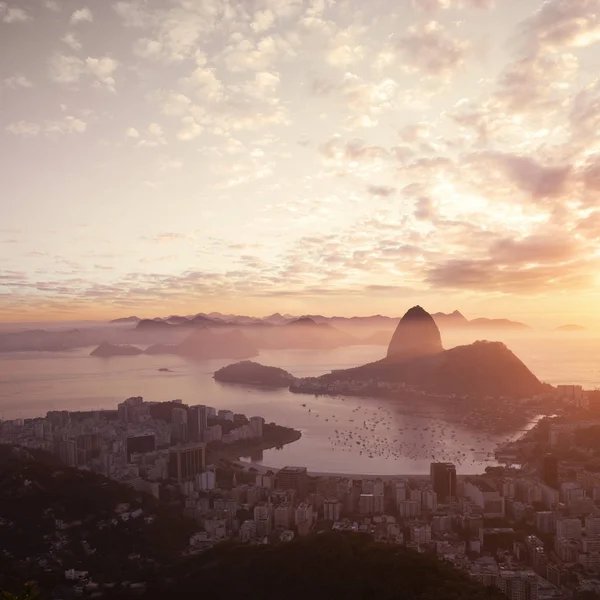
[155,533,505,600]
[0,445,196,596]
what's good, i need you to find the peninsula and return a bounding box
[290,306,548,399]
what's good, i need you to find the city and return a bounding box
[3,386,600,599]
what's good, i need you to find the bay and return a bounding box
[0,331,599,475]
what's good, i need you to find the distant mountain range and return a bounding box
[110,310,530,332]
[0,308,554,355]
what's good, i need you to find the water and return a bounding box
[0,333,599,475]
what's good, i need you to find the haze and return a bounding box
[2,0,600,327]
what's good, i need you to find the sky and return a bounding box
[1,0,600,326]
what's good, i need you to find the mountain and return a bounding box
[387,305,443,361]
[431,310,469,328]
[108,315,140,324]
[469,317,529,330]
[90,342,143,357]
[145,328,258,359]
[556,324,587,332]
[136,318,173,330]
[307,306,545,398]
[166,532,505,600]
[214,361,297,387]
[0,445,196,597]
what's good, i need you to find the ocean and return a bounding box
[0,331,598,475]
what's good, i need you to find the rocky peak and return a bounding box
[386,305,443,361]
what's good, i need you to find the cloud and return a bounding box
[5,121,41,137]
[176,116,203,141]
[520,0,600,52]
[396,21,470,78]
[48,54,119,91]
[5,117,87,137]
[366,185,396,197]
[251,9,276,34]
[125,127,140,139]
[482,152,572,199]
[45,116,87,135]
[0,3,31,23]
[3,75,32,89]
[412,0,495,11]
[62,32,82,51]
[70,8,93,25]
[326,26,365,67]
[44,1,60,11]
[153,233,194,243]
[426,257,594,292]
[414,196,435,220]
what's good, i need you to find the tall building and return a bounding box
[171,407,188,443]
[188,405,208,442]
[168,442,206,484]
[276,466,308,499]
[249,416,264,439]
[323,498,342,521]
[497,570,539,600]
[430,462,456,503]
[541,454,559,489]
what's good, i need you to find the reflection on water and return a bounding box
[0,335,598,475]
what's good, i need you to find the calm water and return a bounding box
[1,332,599,475]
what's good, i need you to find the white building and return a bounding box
[323,497,342,521]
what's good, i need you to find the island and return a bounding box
[556,324,587,332]
[89,342,143,357]
[158,367,172,372]
[213,360,297,387]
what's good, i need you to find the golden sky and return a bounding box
[1,0,600,326]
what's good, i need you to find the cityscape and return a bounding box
[3,0,600,597]
[3,385,600,599]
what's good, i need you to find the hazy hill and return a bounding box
[556,324,587,332]
[145,328,258,359]
[90,342,143,357]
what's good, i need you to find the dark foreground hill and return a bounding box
[157,533,504,600]
[0,445,196,596]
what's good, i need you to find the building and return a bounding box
[359,494,374,516]
[276,466,308,499]
[249,416,264,439]
[274,504,293,529]
[168,442,206,484]
[556,516,582,540]
[295,502,313,528]
[323,497,342,522]
[430,462,456,503]
[586,515,600,539]
[398,500,420,518]
[218,409,234,422]
[410,523,432,545]
[541,454,559,489]
[188,405,208,442]
[171,407,188,443]
[126,434,155,461]
[556,385,583,404]
[464,478,505,518]
[497,570,539,600]
[534,511,556,534]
